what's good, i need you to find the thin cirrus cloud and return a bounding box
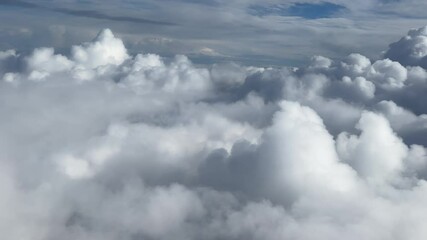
[248,2,348,19]
[1,21,427,240]
[0,0,174,25]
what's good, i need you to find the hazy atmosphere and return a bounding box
[1,0,427,239]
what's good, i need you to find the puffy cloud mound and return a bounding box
[71,29,129,68]
[385,26,427,68]
[1,27,427,240]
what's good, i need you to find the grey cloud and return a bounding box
[384,26,427,68]
[4,0,427,67]
[49,7,175,26]
[0,0,174,25]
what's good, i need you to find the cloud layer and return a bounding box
[5,0,427,67]
[1,27,427,240]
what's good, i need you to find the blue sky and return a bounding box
[1,0,427,66]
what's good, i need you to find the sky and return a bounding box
[1,0,427,66]
[2,1,427,240]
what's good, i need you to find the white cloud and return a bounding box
[367,58,408,89]
[71,29,129,68]
[336,112,409,186]
[265,101,360,200]
[26,47,73,80]
[309,55,333,69]
[1,27,427,240]
[340,53,371,77]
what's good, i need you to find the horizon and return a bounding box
[1,0,427,66]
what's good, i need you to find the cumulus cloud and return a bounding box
[1,27,427,240]
[385,26,427,68]
[71,29,129,68]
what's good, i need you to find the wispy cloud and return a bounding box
[0,0,174,25]
[248,2,347,19]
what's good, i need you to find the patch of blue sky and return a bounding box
[249,2,347,19]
